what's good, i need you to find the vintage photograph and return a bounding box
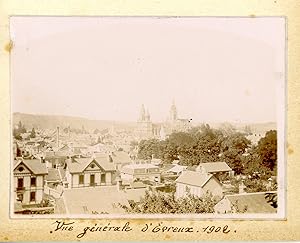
[10,16,285,218]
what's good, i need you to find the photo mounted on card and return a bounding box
[9,16,286,219]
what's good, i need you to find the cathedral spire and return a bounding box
[139,104,146,121]
[170,100,177,121]
[145,109,151,121]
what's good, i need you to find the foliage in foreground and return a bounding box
[119,189,218,214]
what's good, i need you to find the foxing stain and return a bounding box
[4,40,13,52]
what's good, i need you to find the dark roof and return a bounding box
[175,171,215,187]
[45,168,60,181]
[14,159,48,175]
[45,151,69,158]
[67,157,116,174]
[225,192,277,213]
[198,162,232,173]
[111,151,132,164]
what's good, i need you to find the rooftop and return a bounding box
[175,171,215,188]
[66,157,116,174]
[14,159,48,175]
[198,162,232,173]
[63,186,146,214]
[45,168,61,181]
[225,191,277,213]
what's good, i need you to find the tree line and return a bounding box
[137,124,277,176]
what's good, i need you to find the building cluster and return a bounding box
[12,102,276,215]
[135,101,191,141]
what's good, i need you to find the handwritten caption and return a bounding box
[50,221,236,239]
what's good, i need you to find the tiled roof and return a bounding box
[175,171,213,187]
[67,157,116,174]
[14,159,48,175]
[198,162,232,173]
[226,192,277,213]
[45,168,60,181]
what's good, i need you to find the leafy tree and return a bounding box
[13,121,27,140]
[244,178,267,193]
[138,139,162,160]
[221,132,251,174]
[119,189,217,214]
[30,128,36,138]
[257,130,277,171]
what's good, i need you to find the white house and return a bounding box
[120,163,161,183]
[196,162,233,174]
[175,171,223,199]
[13,158,47,205]
[65,156,117,189]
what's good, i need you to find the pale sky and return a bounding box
[11,17,285,123]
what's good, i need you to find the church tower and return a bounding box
[139,104,146,121]
[169,100,178,122]
[136,104,153,140]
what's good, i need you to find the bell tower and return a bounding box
[169,100,177,122]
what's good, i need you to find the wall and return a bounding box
[203,177,223,198]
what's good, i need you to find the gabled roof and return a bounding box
[175,171,217,188]
[198,162,232,173]
[225,192,277,213]
[14,159,48,175]
[66,157,116,174]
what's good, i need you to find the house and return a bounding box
[65,156,117,189]
[44,151,70,169]
[166,164,187,176]
[109,151,132,170]
[196,162,234,179]
[120,163,161,183]
[214,191,277,214]
[13,158,47,205]
[175,171,223,199]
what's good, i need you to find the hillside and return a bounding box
[13,113,136,132]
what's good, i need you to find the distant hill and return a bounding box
[13,113,136,132]
[196,121,277,135]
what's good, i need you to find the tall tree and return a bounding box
[257,130,277,171]
[30,127,36,138]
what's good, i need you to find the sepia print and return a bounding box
[10,16,286,218]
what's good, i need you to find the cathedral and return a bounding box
[135,101,191,141]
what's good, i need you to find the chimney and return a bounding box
[40,156,45,163]
[117,177,122,191]
[239,181,246,194]
[108,154,113,163]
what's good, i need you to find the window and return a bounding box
[31,177,36,187]
[79,175,84,185]
[90,163,95,168]
[17,178,23,189]
[90,174,95,186]
[18,167,24,172]
[101,174,106,183]
[30,191,36,202]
